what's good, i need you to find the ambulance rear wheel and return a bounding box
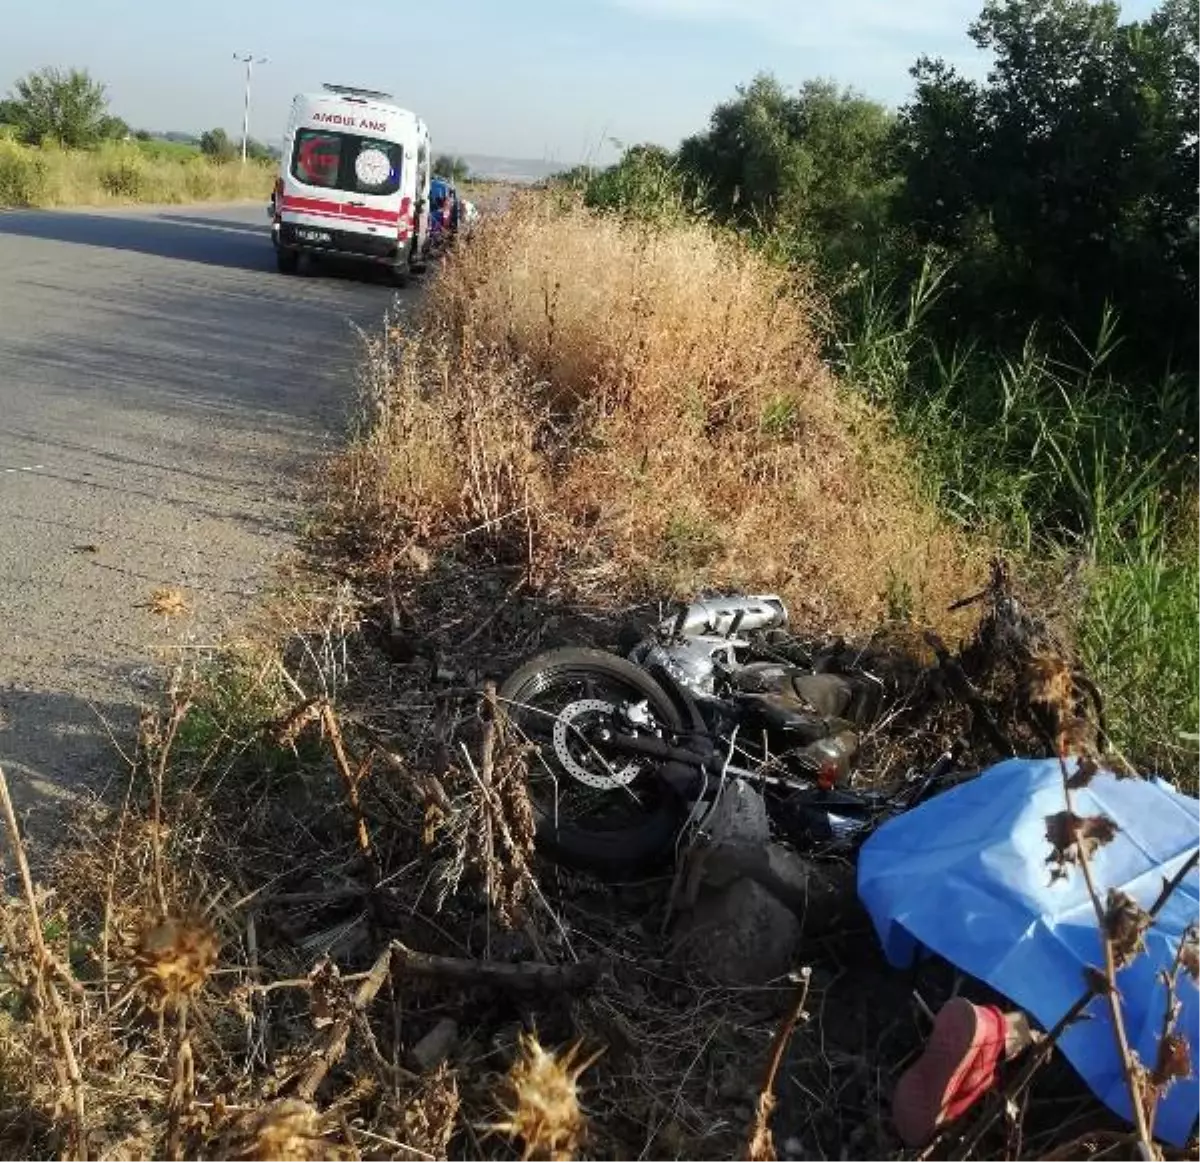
[276,249,299,275]
[408,239,427,274]
[389,263,410,288]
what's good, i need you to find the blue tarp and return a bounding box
[858,757,1199,1145]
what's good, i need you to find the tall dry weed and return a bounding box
[337,195,979,632]
[0,139,273,209]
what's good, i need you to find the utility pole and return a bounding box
[233,52,268,162]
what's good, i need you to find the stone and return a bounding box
[703,777,771,845]
[670,780,858,983]
[671,875,801,985]
[765,843,856,936]
[679,838,854,936]
[409,1017,458,1072]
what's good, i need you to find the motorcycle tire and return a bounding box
[498,647,702,876]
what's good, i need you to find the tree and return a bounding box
[98,115,130,141]
[894,0,1199,369]
[3,66,110,147]
[199,127,237,162]
[888,57,985,248]
[433,153,471,182]
[244,137,278,163]
[677,74,897,268]
[581,143,693,223]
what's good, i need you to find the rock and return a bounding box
[766,842,808,891]
[679,838,855,937]
[409,1018,458,1072]
[671,876,801,985]
[791,672,855,717]
[765,844,856,936]
[703,778,771,845]
[670,780,858,983]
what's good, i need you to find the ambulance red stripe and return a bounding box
[284,208,398,230]
[281,194,400,224]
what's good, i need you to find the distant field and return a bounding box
[0,138,273,208]
[133,137,202,161]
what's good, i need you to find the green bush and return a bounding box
[832,261,1198,781]
[199,127,237,163]
[833,264,1196,534]
[433,153,471,182]
[97,146,145,198]
[583,144,703,228]
[677,75,897,273]
[0,138,47,205]
[1076,506,1199,789]
[182,157,218,200]
[892,0,1198,375]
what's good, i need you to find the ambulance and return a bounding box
[270,85,432,283]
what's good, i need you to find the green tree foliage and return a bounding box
[677,75,897,267]
[199,129,275,163]
[199,128,237,162]
[582,143,697,225]
[548,163,596,189]
[894,0,1199,370]
[433,153,471,182]
[245,138,277,163]
[3,67,111,148]
[98,115,130,141]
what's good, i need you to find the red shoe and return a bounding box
[892,997,1007,1148]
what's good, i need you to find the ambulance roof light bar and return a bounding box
[322,83,395,101]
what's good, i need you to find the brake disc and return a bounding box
[551,699,641,790]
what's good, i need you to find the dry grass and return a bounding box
[0,197,1158,1162]
[0,138,273,208]
[0,545,1142,1162]
[146,587,190,618]
[488,1034,601,1160]
[333,193,981,637]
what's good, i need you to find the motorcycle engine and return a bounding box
[627,593,790,700]
[630,636,738,699]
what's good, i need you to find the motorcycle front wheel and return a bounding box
[497,648,693,876]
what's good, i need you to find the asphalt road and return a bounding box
[0,202,408,827]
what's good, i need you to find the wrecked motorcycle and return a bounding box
[498,595,967,875]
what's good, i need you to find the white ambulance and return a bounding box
[270,85,432,283]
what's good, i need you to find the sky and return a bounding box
[0,0,1161,165]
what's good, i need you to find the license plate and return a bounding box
[297,228,332,243]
